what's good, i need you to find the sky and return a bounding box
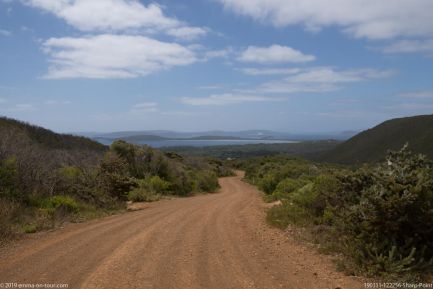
[1,0,433,133]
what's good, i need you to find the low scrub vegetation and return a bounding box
[162,140,339,159]
[242,146,433,281]
[0,118,231,243]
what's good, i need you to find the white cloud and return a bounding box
[204,48,233,60]
[259,67,395,93]
[286,68,394,83]
[41,34,197,79]
[166,27,208,41]
[24,0,69,13]
[0,29,11,36]
[259,81,338,94]
[240,67,301,75]
[131,102,158,112]
[181,93,283,106]
[24,0,207,40]
[238,45,315,64]
[382,39,433,55]
[25,0,177,31]
[217,0,433,39]
[399,91,433,99]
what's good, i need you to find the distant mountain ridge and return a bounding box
[93,134,252,145]
[319,114,433,164]
[83,129,359,143]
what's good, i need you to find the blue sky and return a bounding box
[1,0,433,133]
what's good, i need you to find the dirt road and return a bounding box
[0,173,362,289]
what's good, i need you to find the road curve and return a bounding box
[0,173,362,289]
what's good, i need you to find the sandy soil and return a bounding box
[0,172,363,289]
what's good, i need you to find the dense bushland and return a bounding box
[0,118,230,242]
[242,147,433,281]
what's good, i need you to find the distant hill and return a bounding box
[0,117,107,153]
[116,135,167,142]
[85,129,358,143]
[319,114,433,164]
[183,135,244,140]
[93,134,251,145]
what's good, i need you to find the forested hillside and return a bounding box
[0,117,107,152]
[320,114,433,164]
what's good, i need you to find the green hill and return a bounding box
[320,114,433,164]
[0,117,107,152]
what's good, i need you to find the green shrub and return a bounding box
[111,140,136,164]
[267,201,311,228]
[99,152,137,200]
[207,159,235,177]
[35,195,80,215]
[146,176,170,194]
[23,223,37,234]
[128,188,161,202]
[50,196,79,212]
[195,171,219,192]
[0,156,19,199]
[279,162,312,179]
[127,176,170,202]
[258,173,279,194]
[0,198,19,241]
[245,146,433,280]
[245,157,316,194]
[169,171,194,196]
[313,174,341,197]
[58,166,82,181]
[264,191,287,202]
[127,175,173,202]
[332,146,433,278]
[290,183,317,210]
[267,182,324,227]
[275,178,307,195]
[215,166,235,177]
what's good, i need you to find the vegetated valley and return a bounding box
[1,114,433,284]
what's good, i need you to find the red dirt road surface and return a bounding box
[0,173,363,289]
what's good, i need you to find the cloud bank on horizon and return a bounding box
[0,0,432,132]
